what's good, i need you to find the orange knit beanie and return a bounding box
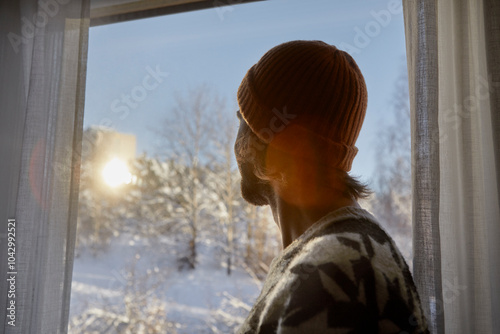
[237,40,368,172]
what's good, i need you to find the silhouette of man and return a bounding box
[234,40,428,333]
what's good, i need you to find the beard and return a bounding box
[238,160,274,206]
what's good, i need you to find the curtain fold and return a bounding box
[404,0,500,333]
[0,1,89,333]
[403,1,444,333]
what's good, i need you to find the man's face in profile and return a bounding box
[234,111,273,207]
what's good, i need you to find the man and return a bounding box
[234,40,428,333]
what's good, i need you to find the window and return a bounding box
[69,1,411,332]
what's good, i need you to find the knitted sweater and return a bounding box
[237,207,429,334]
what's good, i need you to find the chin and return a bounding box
[241,179,271,206]
[238,162,273,206]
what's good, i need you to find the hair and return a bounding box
[236,120,371,201]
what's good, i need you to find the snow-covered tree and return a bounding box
[240,205,281,280]
[153,86,225,269]
[370,68,413,265]
[204,111,242,275]
[123,156,179,238]
[69,255,179,333]
[76,142,131,256]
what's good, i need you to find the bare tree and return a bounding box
[151,85,282,275]
[154,86,225,269]
[370,67,413,265]
[204,110,242,275]
[240,205,281,280]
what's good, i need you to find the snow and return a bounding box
[69,233,262,333]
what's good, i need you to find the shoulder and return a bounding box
[288,216,405,284]
[276,217,428,333]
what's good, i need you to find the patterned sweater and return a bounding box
[237,207,428,333]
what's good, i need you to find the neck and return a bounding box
[269,187,359,248]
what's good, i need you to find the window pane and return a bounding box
[69,1,411,332]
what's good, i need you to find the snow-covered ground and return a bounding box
[69,234,262,333]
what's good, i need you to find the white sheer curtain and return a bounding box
[404,0,500,333]
[0,1,89,333]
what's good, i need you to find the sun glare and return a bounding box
[102,158,132,187]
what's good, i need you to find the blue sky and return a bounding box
[83,0,408,185]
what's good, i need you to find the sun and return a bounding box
[102,158,132,187]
